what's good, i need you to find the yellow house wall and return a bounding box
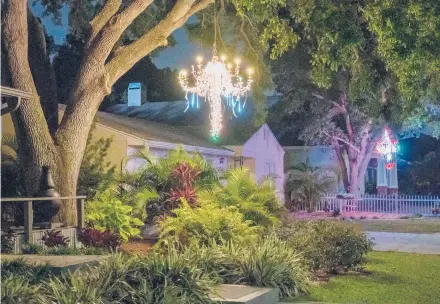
[91,123,144,172]
[1,113,15,137]
[1,112,144,173]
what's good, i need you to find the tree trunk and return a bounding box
[2,0,76,224]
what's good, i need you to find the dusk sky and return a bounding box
[31,3,203,69]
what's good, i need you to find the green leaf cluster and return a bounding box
[199,167,283,228]
[159,198,259,248]
[86,188,149,241]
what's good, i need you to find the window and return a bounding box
[264,162,275,176]
[234,156,243,169]
[125,146,146,172]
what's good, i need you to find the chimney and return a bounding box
[127,82,142,106]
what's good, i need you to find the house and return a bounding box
[1,98,285,199]
[284,145,398,195]
[226,124,285,199]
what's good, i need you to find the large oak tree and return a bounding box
[2,0,295,223]
[270,0,440,194]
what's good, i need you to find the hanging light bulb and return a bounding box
[179,46,253,140]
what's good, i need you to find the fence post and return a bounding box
[24,200,33,243]
[394,194,399,214]
[77,198,85,229]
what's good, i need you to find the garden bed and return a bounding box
[120,239,155,255]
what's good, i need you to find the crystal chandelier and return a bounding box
[375,127,398,170]
[178,44,253,141]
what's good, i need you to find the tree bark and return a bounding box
[28,9,59,135]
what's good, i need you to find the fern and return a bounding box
[159,198,259,248]
[199,168,283,228]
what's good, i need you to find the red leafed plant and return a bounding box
[41,230,70,247]
[169,187,198,208]
[168,162,201,208]
[78,228,121,249]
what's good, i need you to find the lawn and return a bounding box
[356,219,440,233]
[292,251,440,304]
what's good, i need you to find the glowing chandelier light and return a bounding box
[375,127,398,170]
[178,44,253,141]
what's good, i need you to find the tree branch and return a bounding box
[88,0,153,64]
[357,121,373,164]
[240,15,258,56]
[87,0,122,49]
[312,93,344,112]
[105,0,214,83]
[322,130,361,153]
[332,139,349,191]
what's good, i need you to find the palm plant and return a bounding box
[199,167,282,228]
[286,162,335,212]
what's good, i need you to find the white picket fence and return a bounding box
[293,193,440,216]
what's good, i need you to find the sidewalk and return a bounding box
[367,231,440,254]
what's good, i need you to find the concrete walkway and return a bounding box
[367,231,440,254]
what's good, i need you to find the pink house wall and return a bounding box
[240,124,285,200]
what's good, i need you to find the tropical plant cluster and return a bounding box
[1,236,310,303]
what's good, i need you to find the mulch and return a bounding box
[120,239,156,255]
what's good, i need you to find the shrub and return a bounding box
[39,272,105,304]
[41,230,70,247]
[38,253,137,303]
[78,228,121,249]
[199,168,283,229]
[277,220,372,274]
[159,199,259,248]
[86,189,145,241]
[1,275,40,303]
[21,243,44,254]
[43,246,110,255]
[1,258,53,284]
[77,123,116,198]
[38,252,214,304]
[182,236,310,298]
[132,249,215,303]
[1,229,16,253]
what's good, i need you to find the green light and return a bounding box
[211,133,219,142]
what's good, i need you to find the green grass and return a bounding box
[292,251,440,304]
[356,219,440,233]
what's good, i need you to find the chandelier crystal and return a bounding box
[179,45,253,141]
